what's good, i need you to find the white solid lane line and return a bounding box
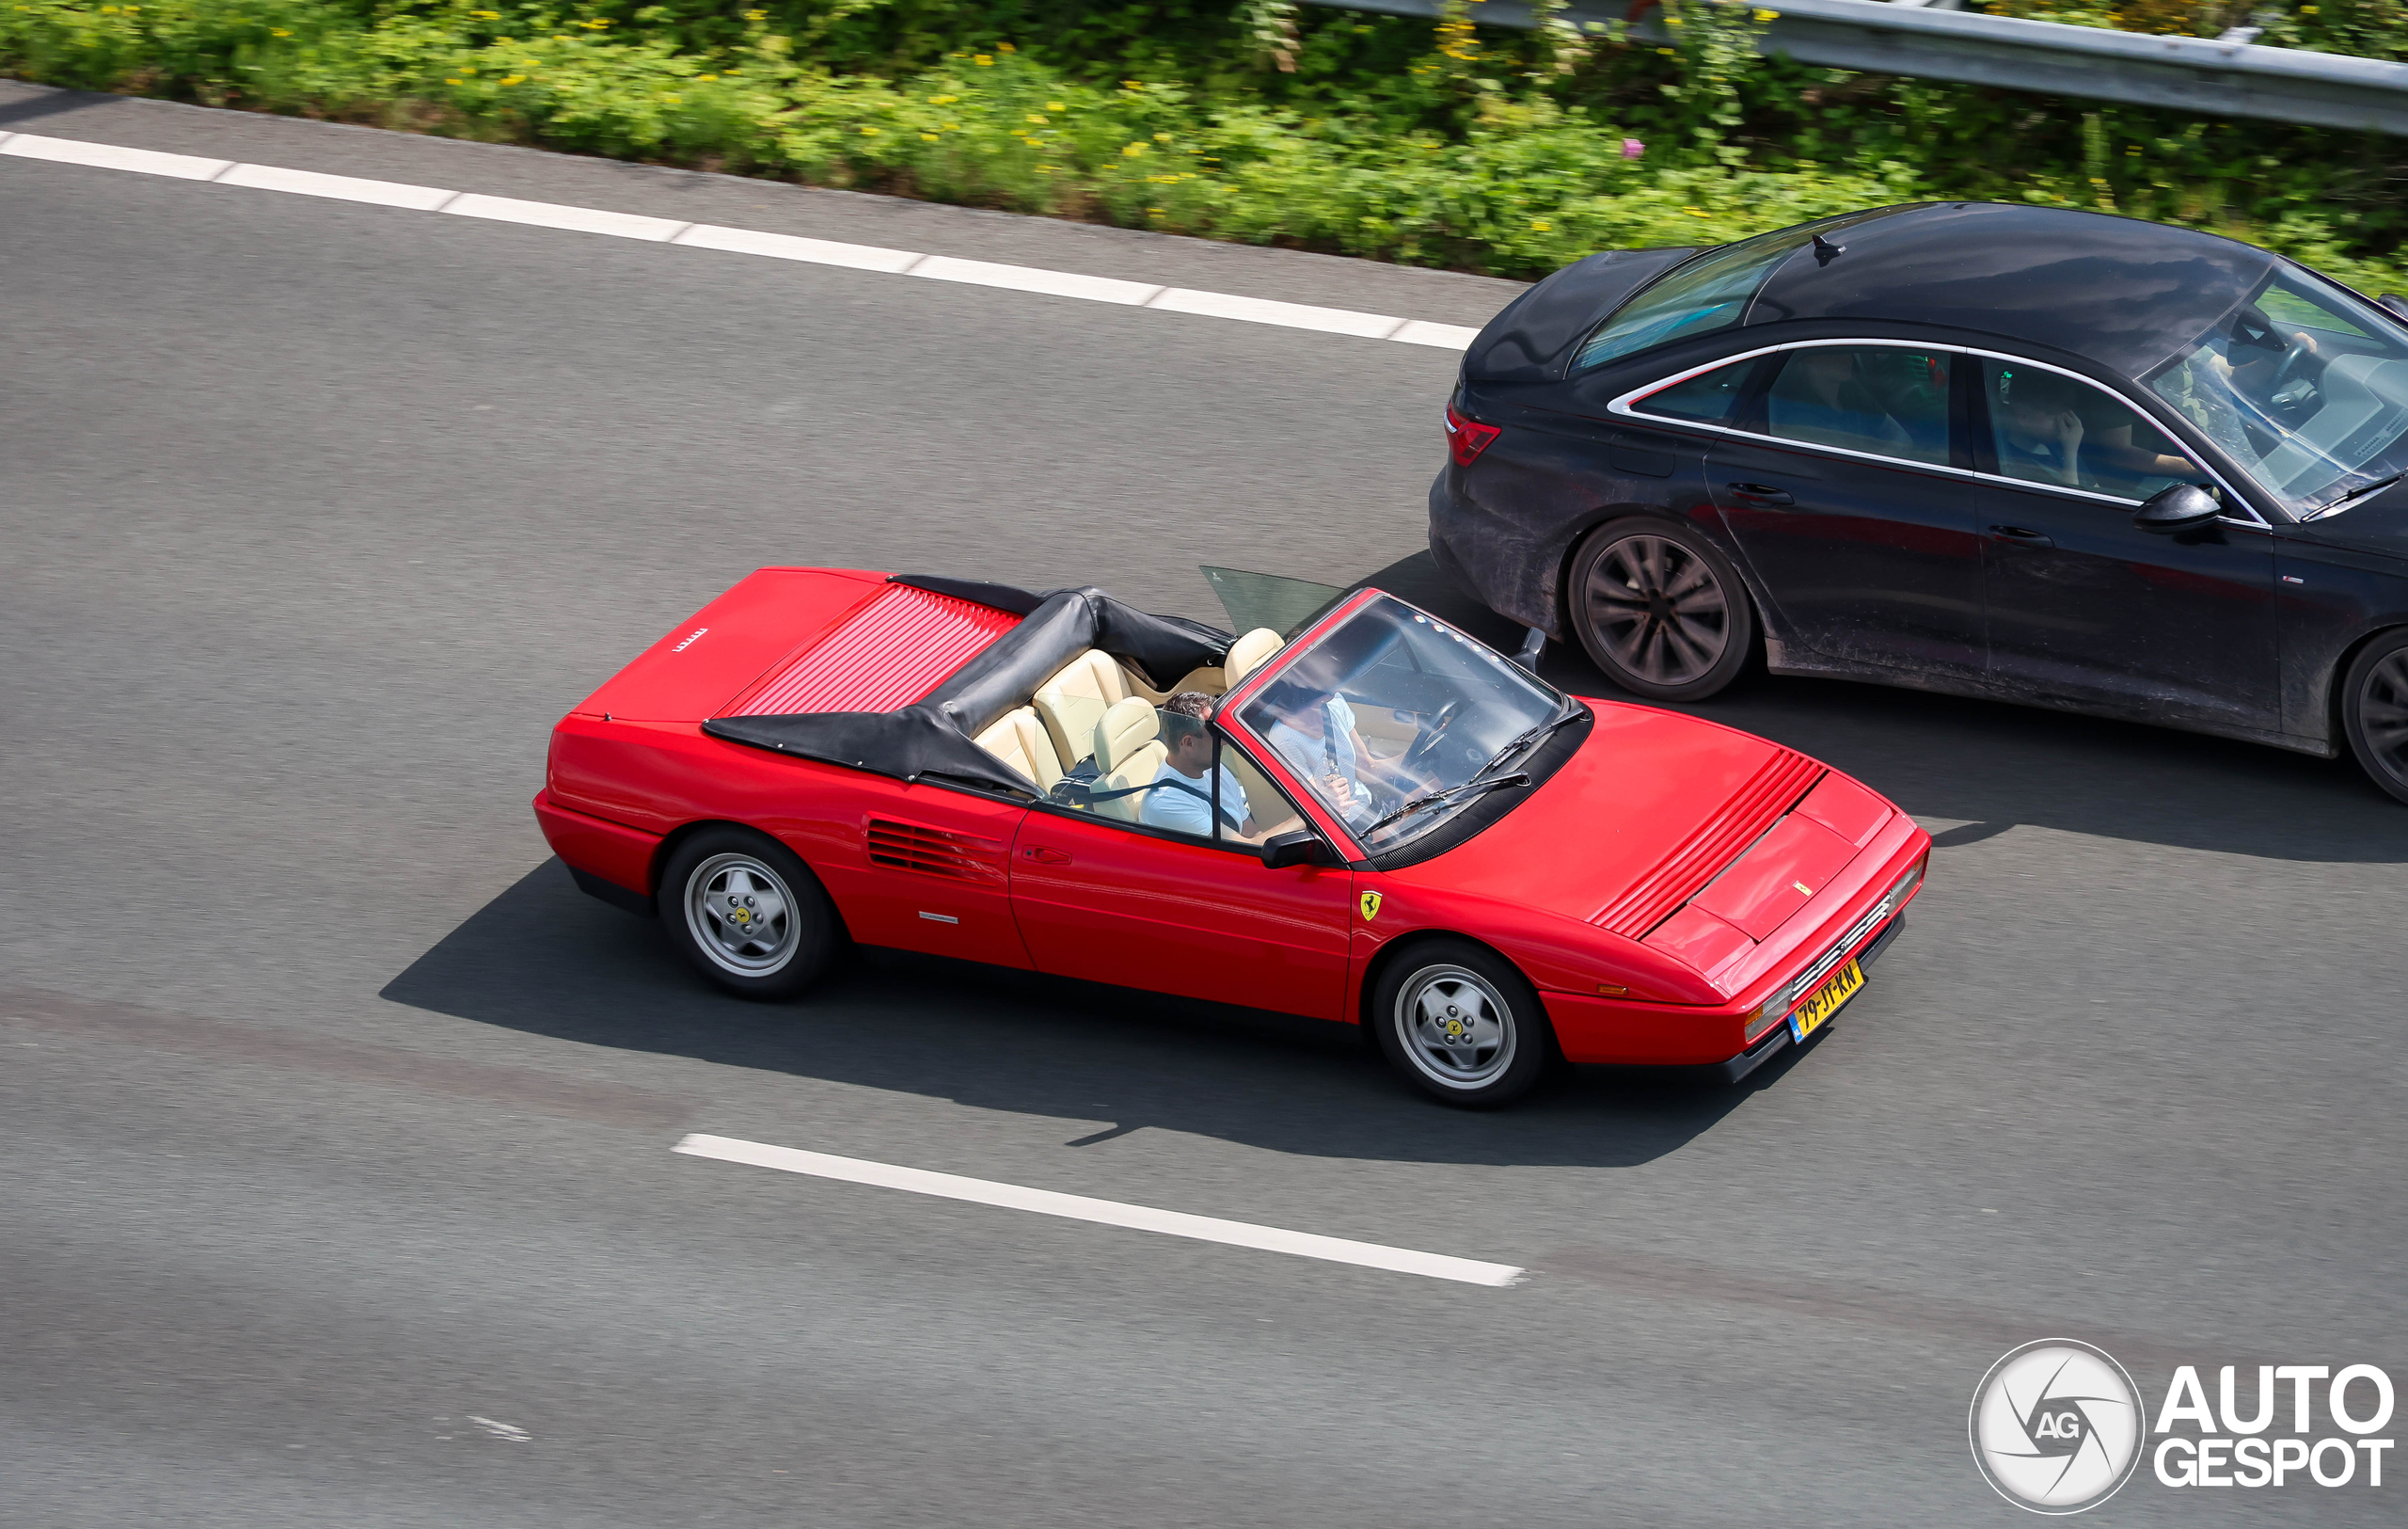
[914,253,1163,306]
[214,162,458,212]
[0,130,1478,351]
[673,1133,1526,1286]
[672,222,923,274]
[446,191,689,242]
[1,133,230,181]
[1149,287,1405,341]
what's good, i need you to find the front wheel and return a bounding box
[1567,517,1755,701]
[2341,629,2408,805]
[1370,939,1555,1108]
[659,827,841,999]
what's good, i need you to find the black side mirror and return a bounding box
[2380,294,2408,322]
[2134,483,2223,534]
[1260,828,1339,869]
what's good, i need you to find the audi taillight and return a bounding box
[1445,405,1500,467]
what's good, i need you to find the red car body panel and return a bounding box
[535,570,1931,1073]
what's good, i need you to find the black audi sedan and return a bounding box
[1431,202,2408,804]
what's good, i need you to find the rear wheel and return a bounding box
[2342,629,2408,805]
[1370,939,1555,1108]
[1567,517,1755,701]
[659,827,840,999]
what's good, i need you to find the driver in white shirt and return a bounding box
[1140,693,1257,838]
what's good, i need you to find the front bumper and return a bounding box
[1712,911,1908,1084]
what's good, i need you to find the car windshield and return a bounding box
[2145,268,2408,515]
[1573,217,1850,373]
[1233,595,1568,852]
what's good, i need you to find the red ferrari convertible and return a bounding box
[533,569,1929,1106]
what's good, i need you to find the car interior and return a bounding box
[969,626,1305,843]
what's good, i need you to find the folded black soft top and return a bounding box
[700,574,1234,797]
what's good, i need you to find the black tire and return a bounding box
[657,826,841,1000]
[1566,516,1756,702]
[2341,629,2408,805]
[1370,938,1556,1108]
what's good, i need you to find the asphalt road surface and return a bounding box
[5,82,2402,1527]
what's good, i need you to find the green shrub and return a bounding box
[3,0,2406,292]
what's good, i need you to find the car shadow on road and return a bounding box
[1354,550,2408,865]
[382,859,1797,1169]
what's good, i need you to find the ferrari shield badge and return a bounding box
[1358,890,1383,922]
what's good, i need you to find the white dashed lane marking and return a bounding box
[0,130,1482,351]
[673,1133,1526,1286]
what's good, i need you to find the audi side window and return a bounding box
[1981,359,2202,503]
[1631,358,1758,425]
[1763,347,1953,468]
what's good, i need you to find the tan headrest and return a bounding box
[1092,696,1159,772]
[1224,628,1284,685]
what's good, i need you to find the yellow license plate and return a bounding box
[1789,959,1864,1043]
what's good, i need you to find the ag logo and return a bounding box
[1971,1340,2145,1514]
[1358,891,1383,921]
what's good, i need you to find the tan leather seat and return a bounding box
[1089,697,1166,823]
[1032,649,1139,768]
[971,706,1063,790]
[1223,628,1285,686]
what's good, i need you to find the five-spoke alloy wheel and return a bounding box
[1370,938,1555,1107]
[658,827,840,999]
[2343,629,2408,805]
[1568,517,1755,701]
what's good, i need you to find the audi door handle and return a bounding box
[1727,483,1795,506]
[1988,524,2054,548]
[1022,846,1071,865]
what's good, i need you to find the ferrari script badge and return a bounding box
[1358,891,1383,921]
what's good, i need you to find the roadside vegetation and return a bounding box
[9,0,2408,288]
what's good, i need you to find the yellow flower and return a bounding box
[697,73,716,81]
[1752,7,1779,19]
[930,94,957,104]
[1123,79,1144,89]
[1046,101,1065,111]
[1025,114,1047,123]
[974,54,992,65]
[860,124,879,135]
[444,78,460,85]
[269,25,289,36]
[744,8,767,18]
[1530,219,1551,231]
[998,41,1015,51]
[1686,208,1712,217]
[1657,46,1675,55]
[1121,142,1147,156]
[921,132,939,141]
[499,73,523,85]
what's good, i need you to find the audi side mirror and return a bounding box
[2134,483,2223,534]
[2380,294,2408,322]
[1260,828,1339,869]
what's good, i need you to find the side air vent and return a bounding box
[865,820,1007,884]
[1592,751,1824,937]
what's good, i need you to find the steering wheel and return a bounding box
[1400,699,1464,775]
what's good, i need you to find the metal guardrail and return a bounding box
[1305,0,2408,135]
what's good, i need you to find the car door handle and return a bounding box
[1727,483,1795,506]
[1021,846,1071,865]
[1988,524,2054,548]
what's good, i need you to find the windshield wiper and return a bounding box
[1484,705,1581,774]
[2313,470,2408,518]
[1362,772,1530,839]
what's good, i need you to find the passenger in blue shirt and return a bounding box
[1140,693,1256,838]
